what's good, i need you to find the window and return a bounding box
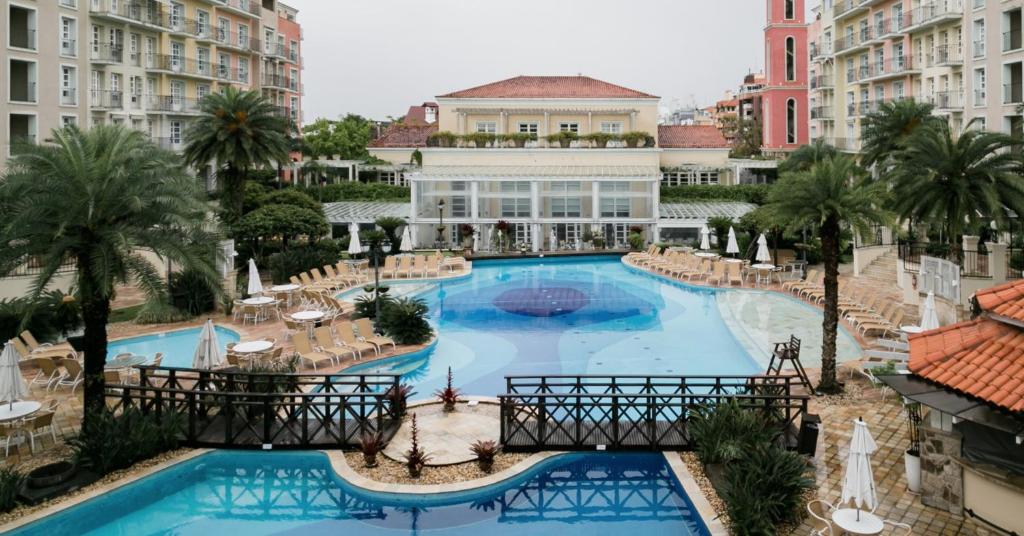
[218,52,230,79]
[600,181,630,192]
[238,57,249,83]
[217,17,229,42]
[196,10,209,37]
[475,121,496,134]
[974,117,987,131]
[786,98,797,144]
[550,181,581,192]
[784,0,795,19]
[600,198,630,218]
[170,121,183,145]
[238,24,249,49]
[974,19,986,57]
[500,181,531,193]
[894,80,905,100]
[974,67,987,105]
[197,84,210,99]
[785,37,796,81]
[170,41,184,70]
[61,115,77,128]
[551,198,582,217]
[893,5,904,31]
[661,170,720,186]
[501,198,531,217]
[60,66,77,105]
[600,121,623,134]
[197,47,210,75]
[518,122,538,135]
[559,122,579,133]
[61,17,77,57]
[170,3,184,30]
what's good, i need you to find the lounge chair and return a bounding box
[781,269,819,293]
[727,262,744,286]
[396,256,414,278]
[23,356,64,390]
[334,322,378,359]
[323,265,355,287]
[380,256,398,279]
[354,317,396,352]
[11,338,72,361]
[289,275,303,287]
[847,301,895,325]
[424,256,441,277]
[803,278,850,302]
[839,293,881,317]
[291,332,334,371]
[413,255,428,277]
[310,268,341,290]
[438,250,467,272]
[313,326,357,365]
[859,309,904,337]
[708,261,728,286]
[19,330,52,353]
[56,358,84,393]
[335,262,365,284]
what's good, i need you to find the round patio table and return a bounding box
[724,258,744,264]
[292,310,326,337]
[270,284,300,292]
[242,296,275,305]
[751,263,776,270]
[233,340,274,354]
[105,355,148,370]
[832,508,884,535]
[0,401,41,422]
[694,252,718,258]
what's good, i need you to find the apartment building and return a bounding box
[1,0,303,169]
[809,0,973,151]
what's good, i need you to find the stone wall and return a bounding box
[921,425,964,515]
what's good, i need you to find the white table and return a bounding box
[832,508,884,535]
[292,310,325,322]
[752,263,776,270]
[0,401,42,422]
[242,296,275,305]
[233,340,274,354]
[270,284,300,292]
[694,252,718,258]
[724,258,744,264]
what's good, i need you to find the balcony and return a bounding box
[834,0,869,21]
[861,56,918,82]
[145,54,218,79]
[931,44,963,67]
[9,5,36,50]
[929,90,964,110]
[61,38,77,57]
[219,0,261,18]
[60,87,78,106]
[835,27,873,55]
[167,18,214,41]
[146,95,202,114]
[90,89,124,109]
[846,68,858,84]
[150,137,184,151]
[9,60,37,103]
[832,137,862,152]
[903,1,964,33]
[810,75,834,90]
[215,28,260,53]
[811,106,835,120]
[89,0,167,29]
[973,39,986,58]
[1005,83,1023,105]
[264,43,288,60]
[90,43,123,64]
[1004,29,1022,53]
[262,73,289,89]
[974,89,987,107]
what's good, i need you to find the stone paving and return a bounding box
[382,400,501,466]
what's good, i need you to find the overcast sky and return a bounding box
[285,0,791,123]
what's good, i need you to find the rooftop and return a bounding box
[659,201,757,221]
[438,75,659,100]
[368,124,437,148]
[323,201,409,223]
[658,125,729,149]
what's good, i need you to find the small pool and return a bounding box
[106,326,240,369]
[10,451,712,535]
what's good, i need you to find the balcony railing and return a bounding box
[61,38,77,56]
[221,0,261,16]
[262,73,290,89]
[930,90,964,109]
[150,137,184,151]
[215,28,260,53]
[974,89,987,106]
[863,56,915,80]
[90,89,124,109]
[835,27,873,54]
[147,95,202,114]
[89,0,167,28]
[146,54,218,78]
[1004,82,1023,104]
[9,28,37,50]
[931,44,963,66]
[974,40,986,58]
[11,81,37,103]
[1004,29,1022,52]
[833,0,866,20]
[60,88,78,106]
[811,106,834,120]
[90,42,123,63]
[904,1,964,31]
[810,75,834,89]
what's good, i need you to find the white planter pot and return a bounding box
[904,450,921,493]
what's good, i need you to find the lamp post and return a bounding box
[369,238,392,328]
[437,198,446,250]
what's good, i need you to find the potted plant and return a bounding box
[470,440,499,473]
[593,236,606,250]
[385,383,414,418]
[404,413,431,478]
[433,366,462,412]
[904,403,922,493]
[545,131,577,148]
[583,132,614,148]
[427,131,458,148]
[360,432,385,468]
[495,220,510,252]
[463,132,495,148]
[459,223,475,252]
[581,229,594,250]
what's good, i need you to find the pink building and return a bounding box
[762,0,810,152]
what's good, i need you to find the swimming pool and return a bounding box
[10,451,712,535]
[343,255,861,396]
[107,326,241,369]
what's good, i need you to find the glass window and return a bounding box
[475,121,496,133]
[786,37,796,81]
[170,120,182,144]
[600,121,623,134]
[550,181,581,192]
[786,99,797,144]
[551,197,581,217]
[500,198,531,217]
[500,181,530,193]
[518,122,538,135]
[599,181,630,192]
[784,0,794,19]
[600,198,630,218]
[559,122,579,133]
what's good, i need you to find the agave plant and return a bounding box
[360,432,385,468]
[404,413,432,478]
[433,366,463,412]
[470,439,499,473]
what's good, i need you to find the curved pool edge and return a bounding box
[106,322,240,345]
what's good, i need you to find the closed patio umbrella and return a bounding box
[699,224,711,251]
[191,319,224,370]
[841,418,879,521]
[726,226,740,256]
[472,225,479,252]
[486,226,494,252]
[756,233,772,263]
[919,291,940,331]
[399,226,414,253]
[0,342,29,410]
[550,228,558,251]
[246,258,263,296]
[348,223,362,256]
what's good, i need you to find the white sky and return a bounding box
[284,0,794,123]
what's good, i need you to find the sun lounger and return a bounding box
[354,318,397,352]
[291,332,334,371]
[313,326,357,365]
[335,322,378,359]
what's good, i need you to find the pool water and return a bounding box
[106,326,241,369]
[10,451,711,536]
[343,255,861,396]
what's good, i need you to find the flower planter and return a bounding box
[904,449,921,493]
[27,461,78,489]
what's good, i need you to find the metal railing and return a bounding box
[864,56,915,79]
[221,0,261,16]
[904,1,964,30]
[932,44,963,66]
[931,90,964,109]
[811,106,834,120]
[855,225,893,248]
[146,95,202,113]
[1005,29,1023,52]
[9,28,37,50]
[810,75,834,89]
[3,256,75,278]
[90,89,124,109]
[215,28,261,52]
[1008,248,1024,279]
[89,0,168,28]
[61,38,77,56]
[1005,82,1023,104]
[145,54,218,78]
[90,43,123,63]
[960,249,991,278]
[499,375,809,451]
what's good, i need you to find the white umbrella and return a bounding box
[347,223,362,256]
[472,225,479,252]
[0,342,29,409]
[246,258,263,296]
[726,226,740,256]
[399,225,414,253]
[699,224,711,251]
[550,228,558,251]
[486,226,494,252]
[756,233,772,263]
[841,418,879,520]
[919,291,940,331]
[191,319,224,370]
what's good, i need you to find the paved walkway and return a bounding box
[383,401,500,466]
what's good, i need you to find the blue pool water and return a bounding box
[343,255,860,396]
[106,326,241,369]
[10,451,711,536]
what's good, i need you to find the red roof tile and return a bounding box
[368,124,437,148]
[908,317,1024,412]
[658,125,730,149]
[438,76,658,99]
[975,279,1024,323]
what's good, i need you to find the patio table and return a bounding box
[270,284,301,307]
[292,310,325,337]
[0,401,41,422]
[105,355,148,370]
[693,252,718,258]
[233,340,274,354]
[832,508,884,535]
[724,258,744,264]
[242,296,275,305]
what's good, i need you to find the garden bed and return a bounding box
[341,451,530,486]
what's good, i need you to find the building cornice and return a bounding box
[436,97,661,107]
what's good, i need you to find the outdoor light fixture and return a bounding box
[370,238,392,326]
[437,198,446,249]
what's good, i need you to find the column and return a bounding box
[542,111,550,137]
[629,111,636,131]
[470,181,479,220]
[962,235,980,276]
[409,181,418,222]
[652,225,661,244]
[531,181,541,252]
[499,111,505,134]
[531,223,542,252]
[587,111,593,134]
[989,242,1008,282]
[592,182,601,226]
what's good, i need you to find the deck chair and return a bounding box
[424,256,441,277]
[707,261,728,286]
[335,262,365,284]
[19,331,52,353]
[289,275,303,287]
[24,356,64,390]
[413,255,428,277]
[839,293,881,317]
[380,256,398,279]
[859,309,904,337]
[781,269,819,293]
[291,332,334,371]
[847,301,895,326]
[313,326,357,365]
[354,317,397,352]
[56,358,84,393]
[727,262,744,286]
[11,338,72,361]
[396,256,414,278]
[334,322,378,359]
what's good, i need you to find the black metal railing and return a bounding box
[1008,248,1024,279]
[960,249,991,278]
[855,226,893,248]
[104,367,402,449]
[3,256,75,278]
[499,375,809,451]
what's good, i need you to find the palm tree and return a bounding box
[778,139,839,174]
[0,126,220,424]
[860,99,940,169]
[765,156,889,393]
[183,87,290,224]
[890,120,1024,248]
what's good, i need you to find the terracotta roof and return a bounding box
[368,124,437,148]
[658,125,729,149]
[975,279,1024,323]
[438,76,658,99]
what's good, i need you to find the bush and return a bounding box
[258,188,322,212]
[426,131,458,148]
[463,132,495,148]
[0,467,24,513]
[307,182,410,202]
[722,445,814,534]
[69,408,182,476]
[582,132,615,147]
[621,131,654,147]
[134,298,191,324]
[545,131,578,147]
[689,400,777,465]
[353,292,395,320]
[378,297,432,345]
[0,290,82,344]
[628,233,644,251]
[168,268,220,316]
[661,184,772,205]
[268,241,342,284]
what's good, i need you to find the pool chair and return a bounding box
[291,332,334,371]
[310,268,341,290]
[55,358,84,393]
[335,262,367,284]
[11,338,73,361]
[413,255,428,278]
[396,256,414,278]
[313,326,356,365]
[788,271,823,295]
[1,420,27,457]
[781,269,818,293]
[25,411,58,454]
[354,318,396,353]
[727,262,744,287]
[858,309,904,338]
[327,264,360,287]
[802,278,850,302]
[289,275,303,287]
[381,256,398,279]
[846,301,895,326]
[334,322,377,359]
[24,356,65,391]
[424,256,441,277]
[19,330,53,353]
[708,261,728,286]
[839,293,881,317]
[438,250,467,272]
[806,499,835,535]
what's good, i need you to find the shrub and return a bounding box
[258,188,322,212]
[375,216,406,247]
[545,131,578,147]
[689,400,777,465]
[433,366,462,411]
[661,183,772,205]
[628,233,644,251]
[621,131,654,147]
[353,292,396,320]
[498,132,535,147]
[134,298,192,324]
[411,149,423,166]
[426,131,459,148]
[69,408,182,476]
[470,440,499,473]
[0,290,82,344]
[0,467,24,513]
[582,132,615,147]
[722,445,814,534]
[268,241,341,284]
[385,383,414,418]
[462,132,496,148]
[360,432,385,467]
[169,268,220,316]
[378,297,433,345]
[310,182,410,202]
[404,413,431,478]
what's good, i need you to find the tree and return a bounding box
[721,116,762,158]
[0,126,220,424]
[890,120,1024,247]
[765,156,889,393]
[233,204,328,256]
[301,114,374,160]
[375,216,406,247]
[860,99,940,170]
[183,87,290,225]
[778,139,838,174]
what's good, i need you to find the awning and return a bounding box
[658,201,757,222]
[878,373,1024,435]
[323,201,410,224]
[411,165,662,181]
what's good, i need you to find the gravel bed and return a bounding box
[678,452,729,527]
[343,451,530,486]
